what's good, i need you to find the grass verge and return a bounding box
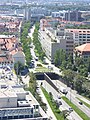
[77,97,90,108]
[35,67,52,72]
[62,96,90,120]
[41,87,65,120]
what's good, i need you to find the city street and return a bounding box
[28,24,90,119]
[52,80,90,118]
[38,80,83,120]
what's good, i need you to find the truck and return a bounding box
[59,86,68,94]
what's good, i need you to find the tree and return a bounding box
[78,65,88,77]
[54,49,66,67]
[75,56,84,67]
[74,75,85,94]
[62,69,75,87]
[60,60,68,70]
[14,61,24,75]
[87,58,90,72]
[29,72,37,96]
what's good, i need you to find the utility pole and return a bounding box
[70,88,71,102]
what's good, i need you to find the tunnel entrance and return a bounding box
[35,72,60,80]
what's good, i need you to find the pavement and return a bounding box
[52,80,90,118]
[37,80,83,120]
[28,24,90,119]
[38,82,57,120]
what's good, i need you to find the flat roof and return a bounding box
[26,91,39,106]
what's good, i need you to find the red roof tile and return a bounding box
[75,43,90,52]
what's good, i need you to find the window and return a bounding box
[79,36,82,38]
[87,36,90,38]
[83,36,86,38]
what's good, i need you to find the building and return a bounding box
[65,10,82,22]
[75,43,90,61]
[24,7,31,21]
[51,10,82,22]
[0,35,25,68]
[0,67,48,120]
[65,29,90,45]
[39,19,74,61]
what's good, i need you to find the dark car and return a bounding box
[79,101,83,105]
[58,101,62,105]
[69,108,73,112]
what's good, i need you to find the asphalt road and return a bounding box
[28,25,90,119]
[38,80,83,120]
[52,80,90,118]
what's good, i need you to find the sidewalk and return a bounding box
[39,84,57,120]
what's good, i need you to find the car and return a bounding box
[79,101,83,105]
[69,108,73,112]
[48,66,53,70]
[57,95,61,99]
[35,56,38,61]
[58,101,62,105]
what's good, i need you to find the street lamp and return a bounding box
[70,88,71,102]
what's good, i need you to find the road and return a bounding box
[28,24,90,119]
[52,80,90,118]
[38,80,83,120]
[28,25,35,38]
[42,57,90,118]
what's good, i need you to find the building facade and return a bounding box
[39,20,74,61]
[65,29,90,45]
[75,43,90,61]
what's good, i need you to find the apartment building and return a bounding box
[0,35,25,68]
[65,29,90,45]
[39,20,74,61]
[65,10,82,22]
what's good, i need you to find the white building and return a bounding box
[65,29,90,45]
[39,24,73,61]
[0,67,48,120]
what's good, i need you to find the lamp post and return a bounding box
[70,88,71,102]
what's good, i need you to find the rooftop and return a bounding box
[75,43,90,52]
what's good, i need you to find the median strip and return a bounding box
[41,87,65,120]
[77,97,90,108]
[62,96,90,120]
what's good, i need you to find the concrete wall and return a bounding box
[44,73,59,92]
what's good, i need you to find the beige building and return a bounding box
[39,25,74,61]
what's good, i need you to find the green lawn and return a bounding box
[35,67,52,72]
[41,87,65,120]
[62,96,90,120]
[77,97,90,108]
